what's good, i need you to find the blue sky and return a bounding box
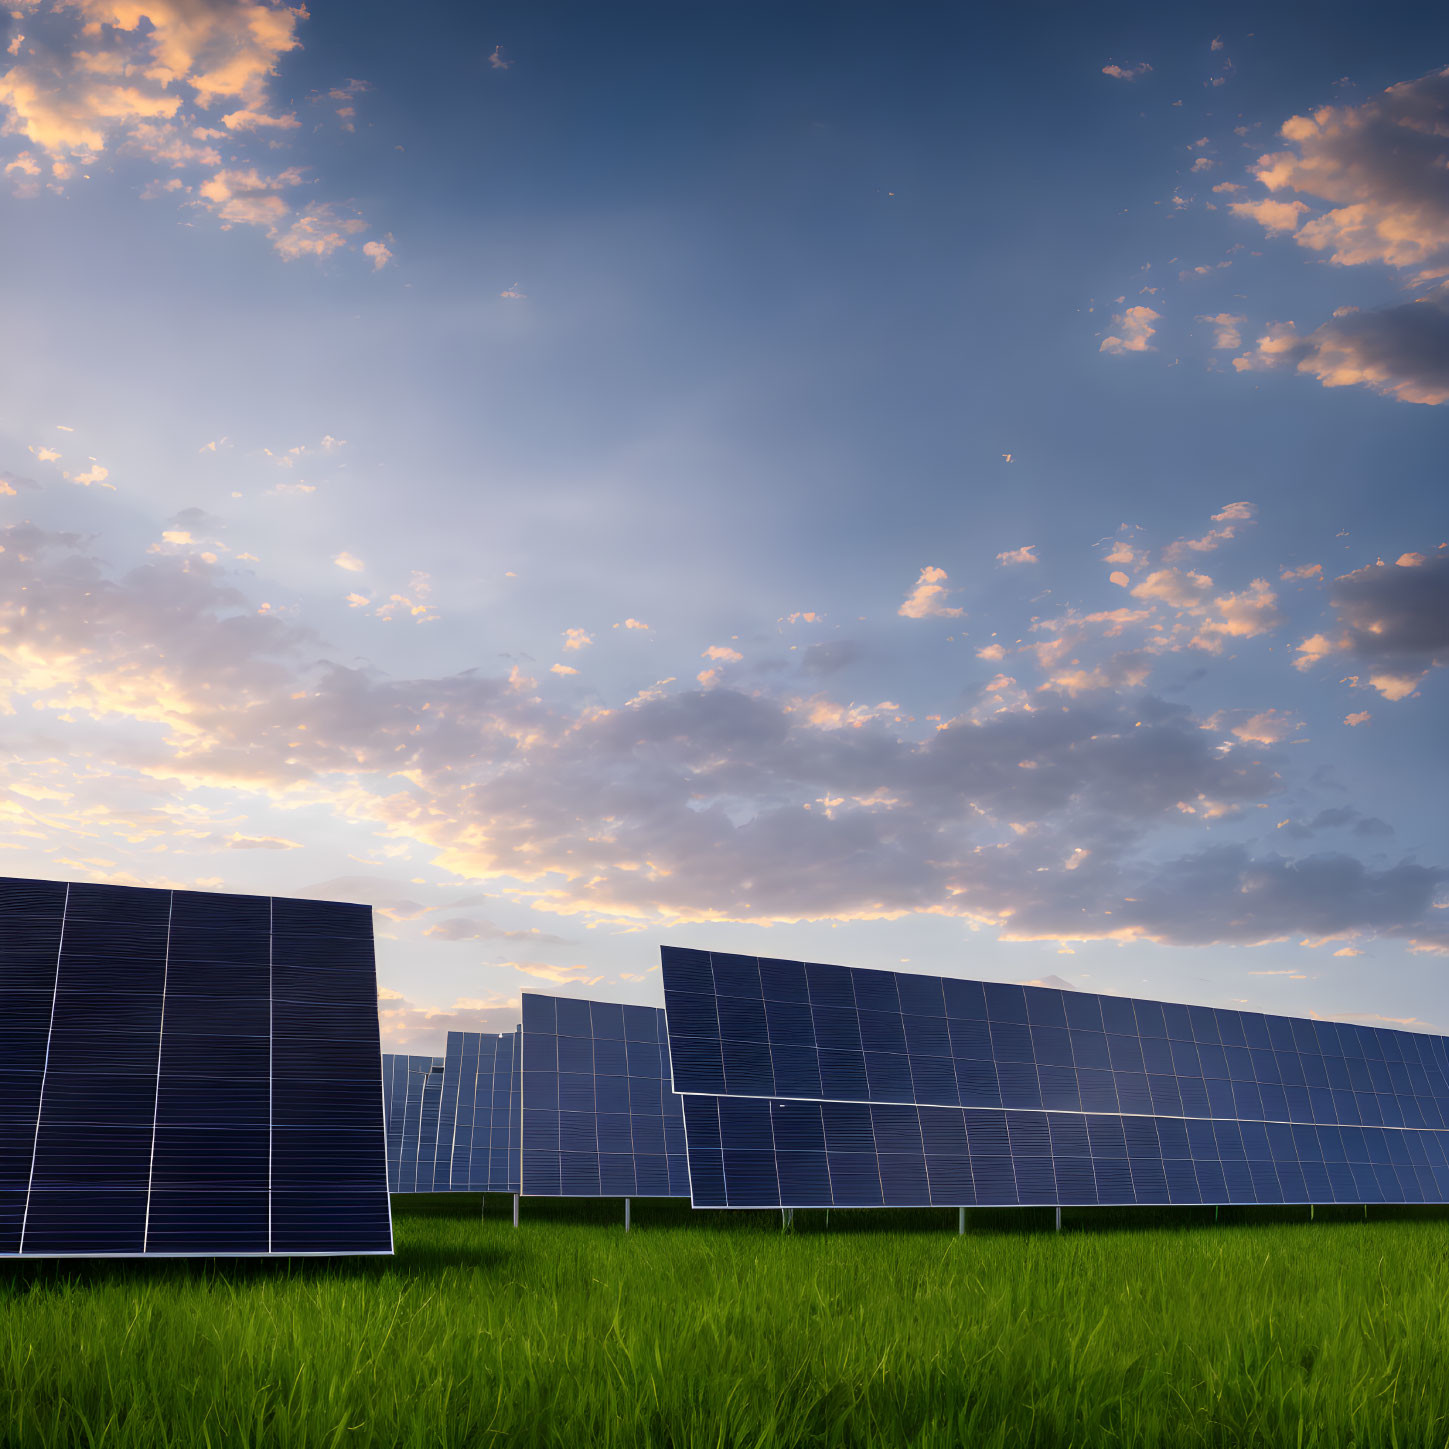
[2,0,1446,1047]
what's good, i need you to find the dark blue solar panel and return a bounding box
[520,993,690,1198]
[0,877,390,1256]
[663,946,1449,1209]
[447,1030,521,1192]
[382,1054,440,1191]
[681,1097,1449,1209]
[383,1031,521,1193]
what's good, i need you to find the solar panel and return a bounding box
[520,993,690,1198]
[382,1054,439,1191]
[443,1030,521,1192]
[382,1032,520,1192]
[662,947,1449,1209]
[0,876,391,1256]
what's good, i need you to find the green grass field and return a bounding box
[4,1196,1449,1447]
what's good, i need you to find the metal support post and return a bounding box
[958,1206,965,1235]
[1310,1203,1315,1221]
[625,1197,631,1232]
[512,1193,519,1228]
[1055,1206,1062,1233]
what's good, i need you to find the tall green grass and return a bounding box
[3,1196,1449,1446]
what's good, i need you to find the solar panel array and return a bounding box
[520,993,689,1198]
[382,1031,520,1193]
[0,876,391,1257]
[661,947,1449,1210]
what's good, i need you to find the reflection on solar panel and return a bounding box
[520,994,690,1198]
[0,876,391,1257]
[661,946,1449,1209]
[383,1032,520,1192]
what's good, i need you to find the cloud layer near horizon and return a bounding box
[1,503,1443,955]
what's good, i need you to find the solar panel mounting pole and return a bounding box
[513,1193,519,1228]
[624,1197,630,1232]
[958,1207,965,1235]
[1055,1206,1061,1233]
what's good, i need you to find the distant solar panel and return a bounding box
[382,1032,520,1193]
[0,876,391,1257]
[382,1054,440,1191]
[443,1030,521,1193]
[662,947,1449,1209]
[520,994,689,1198]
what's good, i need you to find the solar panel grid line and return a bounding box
[140,890,175,1252]
[16,881,68,1254]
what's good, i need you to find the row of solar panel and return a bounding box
[661,950,1449,1074]
[679,1097,1449,1208]
[660,949,1449,1130]
[382,1000,690,1199]
[0,876,391,1257]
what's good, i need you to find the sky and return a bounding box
[1,0,1446,1050]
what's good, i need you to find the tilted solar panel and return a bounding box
[444,1030,521,1193]
[382,1054,438,1191]
[662,946,1449,1209]
[0,876,391,1257]
[520,993,690,1198]
[382,1032,520,1193]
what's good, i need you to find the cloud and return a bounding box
[800,640,864,677]
[1216,708,1301,745]
[549,662,578,676]
[423,917,572,945]
[1240,67,1449,278]
[1295,552,1449,698]
[1234,295,1449,405]
[996,545,1038,567]
[562,627,593,651]
[488,45,511,71]
[377,989,520,1048]
[1344,710,1372,727]
[0,0,385,264]
[1228,197,1309,236]
[334,551,365,572]
[362,238,393,271]
[1198,312,1246,349]
[702,645,743,662]
[1164,500,1256,560]
[1102,62,1152,80]
[1281,563,1323,582]
[1,521,1441,955]
[898,565,963,619]
[619,618,649,630]
[1100,305,1160,354]
[1132,567,1214,610]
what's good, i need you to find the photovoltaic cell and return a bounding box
[520,994,690,1198]
[663,946,1449,1209]
[0,876,391,1256]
